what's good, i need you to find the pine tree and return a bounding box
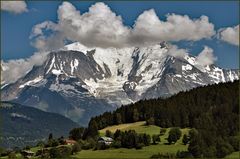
[167,127,181,144]
[69,127,85,141]
[182,134,189,145]
[152,135,161,145]
[105,130,113,138]
[116,113,122,124]
[133,108,139,122]
[48,133,53,140]
[88,120,99,138]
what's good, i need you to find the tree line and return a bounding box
[87,80,239,158]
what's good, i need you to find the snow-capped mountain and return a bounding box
[1,42,238,125]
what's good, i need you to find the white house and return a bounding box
[98,137,114,145]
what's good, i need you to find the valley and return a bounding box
[0,102,79,148]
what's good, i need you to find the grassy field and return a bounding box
[225,151,239,159]
[1,121,238,159]
[72,149,240,159]
[71,144,187,159]
[72,121,239,159]
[72,121,190,159]
[99,121,189,142]
[99,121,161,136]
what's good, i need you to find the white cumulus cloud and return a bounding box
[167,44,189,58]
[1,1,28,14]
[218,25,239,46]
[196,46,217,67]
[30,2,215,50]
[2,2,218,85]
[1,51,48,84]
[131,10,215,45]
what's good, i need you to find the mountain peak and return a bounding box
[1,42,238,125]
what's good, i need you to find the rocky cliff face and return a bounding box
[1,42,238,125]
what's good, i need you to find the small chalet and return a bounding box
[98,137,114,145]
[20,150,35,158]
[65,139,77,145]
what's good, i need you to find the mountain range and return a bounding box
[1,42,238,125]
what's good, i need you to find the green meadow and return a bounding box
[1,121,238,159]
[72,121,189,159]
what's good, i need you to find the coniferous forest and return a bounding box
[88,80,239,158]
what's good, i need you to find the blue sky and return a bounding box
[1,1,239,69]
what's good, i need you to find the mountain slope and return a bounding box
[88,80,239,158]
[0,101,79,148]
[90,80,239,131]
[1,42,238,125]
[1,51,114,125]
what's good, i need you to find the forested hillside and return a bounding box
[89,80,239,157]
[0,102,79,148]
